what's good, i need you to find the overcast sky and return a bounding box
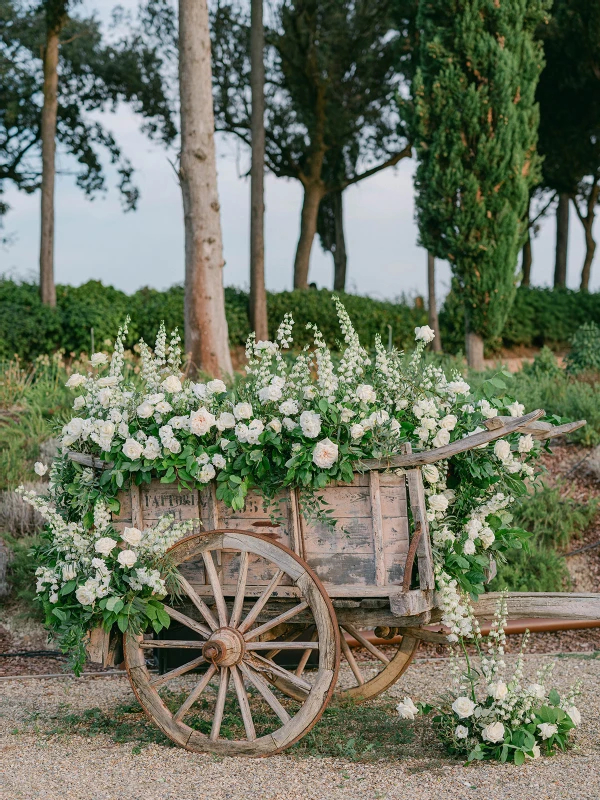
[2,2,599,301]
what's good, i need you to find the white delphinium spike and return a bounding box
[309,324,339,401]
[154,322,167,368]
[138,340,161,390]
[333,296,371,385]
[276,313,294,349]
[167,328,182,373]
[109,317,130,379]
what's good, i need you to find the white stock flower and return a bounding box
[117,549,137,567]
[303,386,316,400]
[162,375,182,394]
[300,410,321,439]
[234,402,253,420]
[537,722,558,740]
[97,388,112,408]
[34,462,48,476]
[73,395,85,410]
[212,453,226,469]
[137,401,154,419]
[396,697,419,720]
[216,412,236,430]
[66,373,86,388]
[518,434,534,454]
[122,527,143,546]
[463,539,476,555]
[428,494,449,513]
[414,325,435,343]
[123,438,144,460]
[350,423,365,440]
[199,463,216,483]
[190,408,216,436]
[452,697,476,719]
[312,438,339,469]
[439,414,458,431]
[565,706,581,726]
[356,384,377,403]
[487,682,509,701]
[142,436,161,460]
[507,401,525,418]
[267,418,282,433]
[432,429,450,448]
[279,399,299,416]
[207,379,226,394]
[494,439,511,461]
[481,721,505,743]
[422,464,439,484]
[527,683,545,700]
[455,725,469,739]
[90,352,108,367]
[95,537,118,556]
[75,585,96,606]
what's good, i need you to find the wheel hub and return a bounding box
[202,627,246,667]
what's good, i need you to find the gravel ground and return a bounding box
[2,653,600,800]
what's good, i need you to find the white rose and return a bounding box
[340,408,355,423]
[507,401,525,418]
[455,725,469,739]
[137,401,154,419]
[155,401,172,414]
[279,399,299,416]
[439,414,457,431]
[303,386,316,400]
[481,721,505,743]
[162,375,182,394]
[207,379,226,395]
[527,744,541,760]
[73,396,85,410]
[494,439,511,461]
[142,437,161,459]
[117,549,137,568]
[212,453,226,469]
[479,399,498,419]
[565,706,581,726]
[463,539,476,555]
[527,683,545,700]
[452,697,476,719]
[95,537,118,556]
[356,384,377,404]
[97,388,112,408]
[121,527,143,546]
[488,682,509,701]
[75,585,96,606]
[432,429,450,448]
[312,438,339,469]
[199,463,216,483]
[216,412,236,430]
[66,417,85,437]
[537,722,557,740]
[146,393,165,405]
[191,383,207,399]
[66,373,86,388]
[235,423,249,443]
[283,417,297,431]
[234,402,253,420]
[300,410,322,439]
[118,421,130,438]
[97,376,118,388]
[479,528,495,548]
[518,434,534,454]
[350,423,365,440]
[267,418,282,433]
[258,384,283,404]
[90,352,108,367]
[246,419,264,444]
[422,464,439,484]
[122,438,144,460]
[167,438,181,454]
[447,379,470,396]
[414,325,435,343]
[97,420,115,439]
[396,697,419,720]
[428,494,449,513]
[189,407,216,436]
[34,462,48,476]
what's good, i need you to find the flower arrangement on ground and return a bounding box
[21,298,552,669]
[398,595,582,764]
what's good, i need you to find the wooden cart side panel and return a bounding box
[405,465,435,592]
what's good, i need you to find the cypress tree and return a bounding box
[412,0,548,368]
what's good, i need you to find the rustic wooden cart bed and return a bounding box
[75,410,590,757]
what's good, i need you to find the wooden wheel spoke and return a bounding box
[173,663,217,720]
[295,631,318,677]
[247,653,312,693]
[246,641,318,651]
[202,551,229,627]
[150,654,207,688]
[243,601,309,641]
[341,623,390,665]
[140,639,205,649]
[178,574,219,631]
[238,569,285,635]
[340,630,365,686]
[239,661,291,725]
[229,550,249,629]
[230,664,256,741]
[163,604,211,639]
[265,627,311,660]
[209,667,230,741]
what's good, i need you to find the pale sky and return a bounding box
[2,1,599,301]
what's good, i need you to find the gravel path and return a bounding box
[2,653,600,800]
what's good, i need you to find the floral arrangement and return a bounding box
[397,595,582,764]
[23,298,550,667]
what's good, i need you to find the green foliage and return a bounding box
[413,0,548,340]
[0,533,42,612]
[491,542,570,593]
[564,322,600,375]
[522,347,563,380]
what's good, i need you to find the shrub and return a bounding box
[564,322,600,375]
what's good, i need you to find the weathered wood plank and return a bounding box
[484,416,586,441]
[429,591,600,622]
[369,471,385,587]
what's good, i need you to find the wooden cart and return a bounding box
[78,409,586,757]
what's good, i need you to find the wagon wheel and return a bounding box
[124,530,340,757]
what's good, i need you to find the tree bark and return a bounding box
[427,251,441,352]
[293,180,325,289]
[249,0,268,340]
[332,190,347,292]
[179,0,232,377]
[39,8,66,307]
[521,229,532,286]
[554,193,569,287]
[465,330,484,371]
[577,180,599,292]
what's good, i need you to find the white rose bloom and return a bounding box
[66,373,86,388]
[73,395,85,410]
[62,564,77,581]
[207,379,227,395]
[537,722,558,740]
[428,494,449,513]
[168,416,188,430]
[518,434,534,454]
[479,528,495,548]
[61,433,78,447]
[422,464,439,484]
[414,325,435,343]
[97,376,118,388]
[447,379,470,396]
[191,382,207,399]
[350,423,365,440]
[234,402,253,420]
[258,384,283,404]
[439,414,458,431]
[197,452,210,465]
[481,721,505,743]
[118,421,130,438]
[455,725,469,739]
[303,386,316,400]
[199,463,217,483]
[300,410,322,439]
[432,429,450,448]
[312,438,339,469]
[507,401,525,418]
[565,706,581,726]
[162,375,183,394]
[279,399,299,416]
[340,408,355,423]
[122,527,143,546]
[396,697,419,720]
[75,585,96,606]
[95,537,118,556]
[283,417,297,431]
[527,683,545,700]
[390,418,401,435]
[216,412,237,430]
[246,419,265,444]
[146,393,165,405]
[122,438,144,459]
[190,407,216,436]
[487,681,509,701]
[154,401,172,414]
[451,697,476,719]
[167,438,182,454]
[355,384,377,403]
[271,376,286,389]
[34,461,48,476]
[267,418,282,433]
[97,420,115,439]
[117,549,137,568]
[90,352,109,367]
[494,439,511,461]
[463,539,476,555]
[137,401,154,419]
[97,388,112,408]
[479,399,498,419]
[212,453,226,469]
[422,416,437,431]
[235,423,249,443]
[528,744,541,760]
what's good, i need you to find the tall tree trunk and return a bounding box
[427,251,441,352]
[179,0,232,377]
[39,8,66,307]
[578,179,599,291]
[521,230,532,286]
[465,331,484,371]
[554,193,569,287]
[249,0,268,340]
[332,190,347,292]
[293,181,325,289]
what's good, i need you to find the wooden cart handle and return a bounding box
[401,521,422,594]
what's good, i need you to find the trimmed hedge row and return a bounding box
[3,278,600,361]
